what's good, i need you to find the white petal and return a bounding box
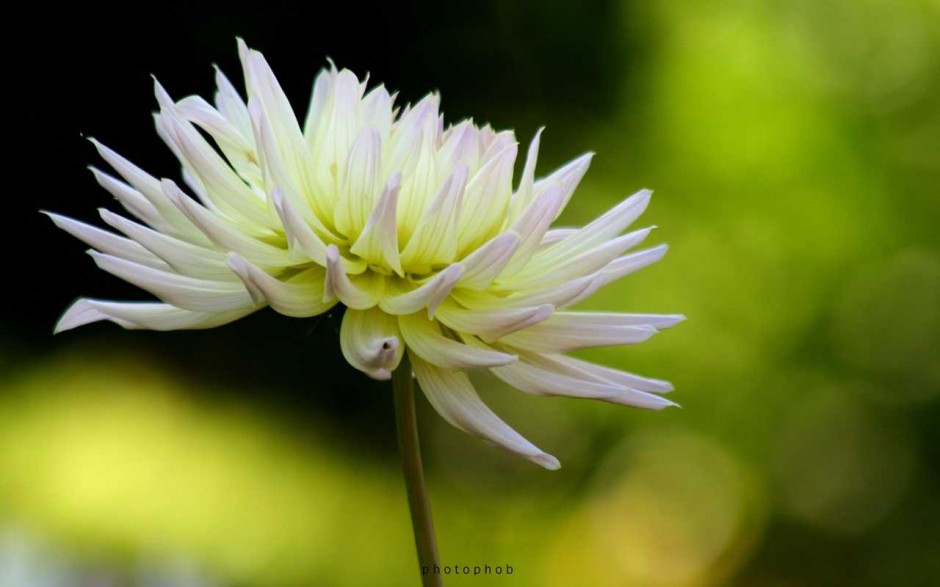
[453,274,596,310]
[98,209,234,280]
[176,95,249,150]
[410,353,560,470]
[500,182,566,276]
[90,139,209,244]
[472,340,616,397]
[499,316,658,353]
[319,69,362,170]
[457,143,518,255]
[396,118,440,241]
[335,127,382,240]
[457,231,522,290]
[545,311,686,330]
[551,354,675,394]
[89,167,168,233]
[213,65,253,142]
[226,253,335,318]
[270,188,365,273]
[379,264,463,317]
[503,227,654,291]
[594,244,670,288]
[157,104,275,230]
[248,98,335,237]
[360,85,394,139]
[399,164,467,272]
[387,94,440,178]
[507,127,544,222]
[175,94,262,187]
[535,152,593,221]
[397,312,516,370]
[163,179,292,269]
[540,228,577,246]
[303,67,333,144]
[89,251,253,312]
[350,173,403,275]
[55,298,255,333]
[434,301,553,341]
[323,245,384,309]
[528,189,651,271]
[239,42,316,199]
[340,307,403,380]
[44,212,170,270]
[436,120,478,172]
[486,349,677,409]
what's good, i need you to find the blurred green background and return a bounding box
[3,0,938,585]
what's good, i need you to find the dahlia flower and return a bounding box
[49,41,682,470]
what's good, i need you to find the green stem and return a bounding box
[392,353,442,587]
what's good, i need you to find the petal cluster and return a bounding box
[50,41,683,469]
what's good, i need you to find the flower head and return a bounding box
[49,41,683,469]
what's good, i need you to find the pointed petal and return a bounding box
[594,244,670,288]
[175,94,262,187]
[528,189,651,271]
[307,68,363,203]
[396,117,440,240]
[90,139,209,244]
[89,251,253,312]
[452,273,596,311]
[239,43,316,199]
[270,188,364,273]
[500,182,566,277]
[213,65,253,142]
[43,212,170,270]
[98,209,234,280]
[470,339,618,398]
[397,312,516,370]
[399,164,467,272]
[335,127,382,240]
[248,98,335,237]
[434,301,553,342]
[545,311,686,330]
[436,120,480,172]
[536,152,593,221]
[360,85,394,140]
[55,298,255,333]
[340,307,403,380]
[457,232,522,290]
[155,94,275,230]
[540,228,577,246]
[163,179,292,268]
[379,264,463,317]
[507,127,544,222]
[551,354,675,394]
[503,227,655,291]
[323,245,383,309]
[457,143,518,254]
[303,67,333,144]
[410,353,560,470]
[349,173,403,275]
[485,349,677,409]
[226,253,335,317]
[89,167,169,234]
[499,316,658,353]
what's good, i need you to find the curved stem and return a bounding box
[392,353,442,587]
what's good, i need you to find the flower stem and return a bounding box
[392,353,442,587]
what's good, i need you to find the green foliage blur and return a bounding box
[2,0,938,585]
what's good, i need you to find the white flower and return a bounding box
[49,41,683,469]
